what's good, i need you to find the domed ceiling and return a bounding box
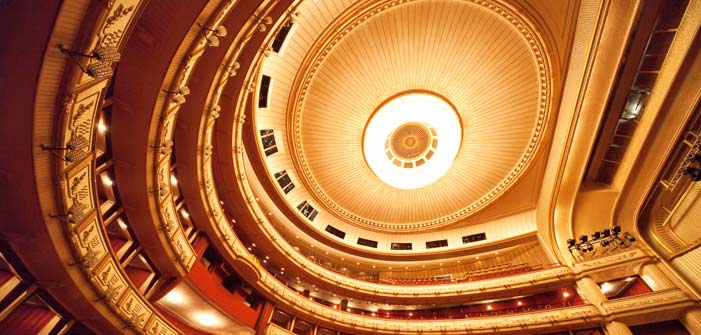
[282,0,552,232]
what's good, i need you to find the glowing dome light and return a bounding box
[363,92,462,189]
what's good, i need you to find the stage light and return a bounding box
[567,239,576,248]
[567,228,636,258]
[623,232,636,244]
[685,167,701,182]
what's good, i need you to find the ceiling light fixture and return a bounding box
[165,291,184,304]
[194,312,220,327]
[685,166,701,182]
[97,120,108,133]
[363,92,461,189]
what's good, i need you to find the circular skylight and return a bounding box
[363,92,462,189]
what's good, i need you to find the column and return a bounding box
[604,320,633,335]
[681,308,701,335]
[639,262,676,290]
[254,301,276,335]
[576,276,608,314]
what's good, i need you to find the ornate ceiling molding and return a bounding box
[284,0,555,232]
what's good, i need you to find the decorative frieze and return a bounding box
[575,248,651,275]
[71,216,109,269]
[64,160,96,219]
[601,289,693,314]
[93,258,128,305]
[48,0,184,333]
[118,290,152,329]
[78,0,141,85]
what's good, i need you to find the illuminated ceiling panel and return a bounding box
[287,0,553,231]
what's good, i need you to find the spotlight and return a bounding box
[567,239,576,248]
[623,232,636,244]
[578,244,589,253]
[568,227,636,257]
[685,167,701,182]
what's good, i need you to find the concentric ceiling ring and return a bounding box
[285,0,552,231]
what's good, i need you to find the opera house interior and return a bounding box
[2,0,701,334]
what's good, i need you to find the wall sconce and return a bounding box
[152,140,174,155]
[198,23,228,47]
[40,135,89,162]
[225,62,241,77]
[163,86,190,105]
[254,14,273,32]
[287,9,300,24]
[209,105,221,120]
[50,202,89,224]
[58,44,121,78]
[161,221,175,233]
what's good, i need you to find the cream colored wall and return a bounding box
[672,247,701,295]
[571,188,619,240]
[670,183,701,244]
